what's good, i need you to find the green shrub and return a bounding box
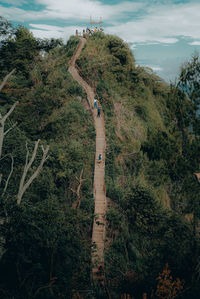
[134,105,148,121]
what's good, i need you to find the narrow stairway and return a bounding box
[68,37,107,281]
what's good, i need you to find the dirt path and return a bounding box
[68,38,107,280]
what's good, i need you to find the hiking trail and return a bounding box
[68,37,107,281]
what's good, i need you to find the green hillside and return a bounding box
[76,32,200,298]
[0,22,200,298]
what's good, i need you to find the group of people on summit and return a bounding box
[86,26,103,35]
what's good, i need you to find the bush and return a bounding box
[134,105,148,121]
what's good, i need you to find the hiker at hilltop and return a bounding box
[86,27,91,35]
[97,105,101,117]
[94,98,98,109]
[95,27,97,33]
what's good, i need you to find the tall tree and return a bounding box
[0,16,14,39]
[178,54,200,136]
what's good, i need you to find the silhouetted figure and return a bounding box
[97,106,101,117]
[94,98,98,109]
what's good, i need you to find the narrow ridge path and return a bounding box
[68,37,107,281]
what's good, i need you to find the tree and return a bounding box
[0,16,14,39]
[153,263,184,299]
[0,26,39,78]
[0,71,49,203]
[37,38,63,52]
[0,89,17,158]
[17,139,49,205]
[0,23,63,81]
[178,54,200,136]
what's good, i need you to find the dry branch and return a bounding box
[0,101,18,159]
[17,140,49,205]
[71,169,85,208]
[2,155,14,195]
[34,277,57,297]
[0,69,15,92]
[194,172,200,183]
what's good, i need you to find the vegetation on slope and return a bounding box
[0,17,200,298]
[0,21,95,298]
[77,32,200,298]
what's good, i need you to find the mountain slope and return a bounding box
[76,32,199,298]
[0,29,199,298]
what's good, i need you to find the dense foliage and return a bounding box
[1,19,200,298]
[77,32,200,298]
[0,21,95,298]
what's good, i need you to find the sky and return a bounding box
[1,0,200,82]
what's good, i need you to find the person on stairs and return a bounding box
[97,265,103,273]
[94,98,98,109]
[97,105,102,117]
[98,154,102,163]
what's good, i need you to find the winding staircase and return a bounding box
[68,37,107,282]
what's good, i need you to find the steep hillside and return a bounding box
[77,32,171,202]
[76,32,200,298]
[0,34,96,298]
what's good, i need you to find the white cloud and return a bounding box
[33,0,143,22]
[106,2,200,44]
[2,0,200,47]
[148,66,163,71]
[0,5,47,21]
[1,1,143,23]
[30,24,82,42]
[189,41,200,46]
[0,0,26,5]
[30,23,65,32]
[137,64,163,72]
[130,44,137,50]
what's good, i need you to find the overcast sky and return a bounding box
[1,0,200,82]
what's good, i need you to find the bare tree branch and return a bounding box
[17,142,50,205]
[26,140,40,171]
[71,169,85,209]
[194,172,200,183]
[25,141,29,167]
[34,277,57,297]
[0,101,18,159]
[3,155,14,195]
[0,68,15,92]
[4,121,17,136]
[1,101,19,124]
[18,140,39,197]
